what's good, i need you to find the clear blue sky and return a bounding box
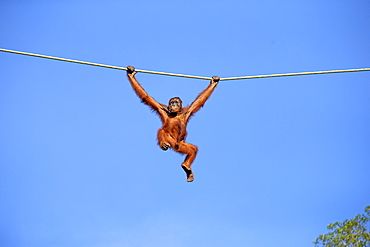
[1,1,369,246]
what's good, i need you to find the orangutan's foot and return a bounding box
[186,173,194,182]
[181,164,194,182]
[160,142,170,151]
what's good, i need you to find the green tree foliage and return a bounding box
[314,206,370,247]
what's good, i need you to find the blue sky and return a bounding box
[1,1,369,246]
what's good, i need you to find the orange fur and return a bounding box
[127,70,218,181]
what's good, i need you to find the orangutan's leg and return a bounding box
[175,142,198,182]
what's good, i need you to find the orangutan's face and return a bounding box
[168,97,182,113]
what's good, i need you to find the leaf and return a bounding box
[314,206,370,247]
